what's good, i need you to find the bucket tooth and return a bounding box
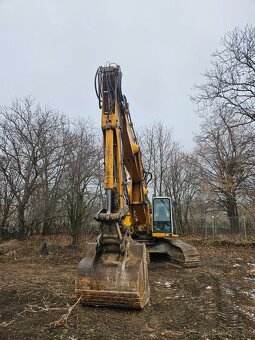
[75,242,150,309]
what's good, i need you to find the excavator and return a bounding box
[75,64,199,309]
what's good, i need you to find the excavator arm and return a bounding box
[95,65,151,232]
[75,65,150,309]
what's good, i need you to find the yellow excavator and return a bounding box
[75,64,199,309]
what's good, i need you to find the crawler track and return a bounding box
[145,237,200,268]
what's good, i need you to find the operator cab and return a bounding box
[152,197,175,237]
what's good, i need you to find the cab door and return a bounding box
[152,197,173,237]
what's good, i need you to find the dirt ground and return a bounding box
[0,237,254,340]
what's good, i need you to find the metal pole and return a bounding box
[214,216,217,239]
[106,189,112,214]
[243,216,247,241]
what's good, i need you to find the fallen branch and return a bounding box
[0,320,15,328]
[50,296,82,328]
[0,300,59,328]
[17,298,65,315]
[1,297,81,329]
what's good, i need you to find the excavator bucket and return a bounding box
[75,242,150,309]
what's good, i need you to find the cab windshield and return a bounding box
[153,198,172,233]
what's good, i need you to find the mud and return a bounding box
[0,238,254,339]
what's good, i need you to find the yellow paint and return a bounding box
[127,182,132,204]
[101,113,116,129]
[123,214,132,228]
[143,186,148,196]
[131,142,139,154]
[99,66,152,234]
[152,232,173,238]
[104,128,114,189]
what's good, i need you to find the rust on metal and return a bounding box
[75,242,150,309]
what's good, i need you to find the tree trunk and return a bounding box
[1,202,11,228]
[71,216,82,245]
[174,204,184,235]
[42,219,52,235]
[69,199,83,245]
[226,196,239,234]
[17,205,26,237]
[183,207,190,233]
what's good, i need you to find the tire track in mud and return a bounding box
[148,269,218,339]
[210,273,249,338]
[152,268,254,339]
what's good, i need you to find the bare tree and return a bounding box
[139,122,201,234]
[36,116,71,235]
[61,120,102,244]
[164,150,201,234]
[0,173,15,228]
[0,97,68,235]
[139,122,175,196]
[193,25,255,124]
[195,111,254,233]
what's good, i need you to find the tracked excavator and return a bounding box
[75,65,199,309]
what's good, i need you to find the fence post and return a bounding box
[243,216,247,241]
[214,216,217,239]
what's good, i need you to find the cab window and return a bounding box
[152,198,172,233]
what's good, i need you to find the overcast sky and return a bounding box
[0,0,255,150]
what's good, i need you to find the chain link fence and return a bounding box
[176,214,255,241]
[0,212,254,244]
